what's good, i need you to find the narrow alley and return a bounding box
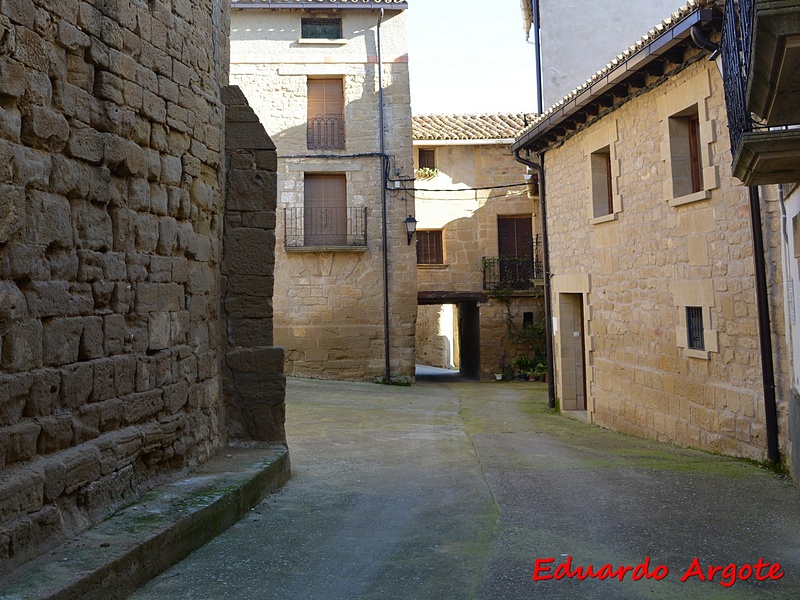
[130,378,800,600]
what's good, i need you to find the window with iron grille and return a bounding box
[307,79,345,150]
[686,306,705,351]
[301,18,342,40]
[418,148,436,170]
[417,230,443,265]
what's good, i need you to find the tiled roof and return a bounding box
[231,0,408,8]
[413,114,532,142]
[516,0,718,141]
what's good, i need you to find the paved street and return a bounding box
[131,376,800,599]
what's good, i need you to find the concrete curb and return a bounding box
[0,445,290,600]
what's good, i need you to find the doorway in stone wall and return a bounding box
[558,293,587,411]
[415,295,483,381]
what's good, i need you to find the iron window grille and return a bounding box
[307,115,345,150]
[687,306,705,351]
[482,236,544,291]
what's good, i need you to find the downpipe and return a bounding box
[377,8,391,384]
[514,150,556,409]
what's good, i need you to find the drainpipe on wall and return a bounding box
[513,150,556,409]
[531,0,544,116]
[377,8,391,384]
[749,185,781,464]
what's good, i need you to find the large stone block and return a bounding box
[35,415,73,455]
[0,470,43,523]
[227,170,277,212]
[0,58,25,98]
[121,389,164,424]
[73,200,113,251]
[21,106,70,152]
[25,370,60,419]
[223,228,275,276]
[25,191,73,248]
[4,421,41,465]
[42,317,84,367]
[0,373,32,427]
[62,445,102,494]
[225,122,276,151]
[1,320,43,373]
[136,282,183,313]
[60,362,93,409]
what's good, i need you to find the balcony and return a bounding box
[723,0,800,185]
[307,115,345,150]
[482,238,544,292]
[284,207,367,249]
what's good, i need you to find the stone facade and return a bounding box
[413,119,544,380]
[229,5,416,382]
[0,0,284,575]
[537,57,789,463]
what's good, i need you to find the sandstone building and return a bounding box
[513,0,792,465]
[412,114,544,380]
[229,0,416,383]
[0,0,285,575]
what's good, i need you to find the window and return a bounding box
[307,79,345,150]
[590,146,613,218]
[418,148,436,170]
[301,18,342,40]
[304,174,347,246]
[668,105,704,199]
[523,312,534,328]
[686,306,705,351]
[417,230,443,265]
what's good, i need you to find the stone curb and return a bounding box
[0,445,291,600]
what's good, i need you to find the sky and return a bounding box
[406,0,538,116]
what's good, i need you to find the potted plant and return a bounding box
[511,355,533,380]
[533,363,547,382]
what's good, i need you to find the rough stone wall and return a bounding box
[0,0,232,575]
[414,142,543,379]
[221,86,285,443]
[230,9,416,382]
[542,59,789,463]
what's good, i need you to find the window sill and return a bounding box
[417,264,448,269]
[590,213,618,226]
[297,38,347,45]
[669,189,711,207]
[285,245,367,253]
[683,348,710,360]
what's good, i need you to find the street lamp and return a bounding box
[404,215,417,245]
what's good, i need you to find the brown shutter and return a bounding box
[304,174,347,246]
[417,231,443,264]
[688,113,702,193]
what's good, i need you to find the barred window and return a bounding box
[686,306,705,351]
[417,230,443,265]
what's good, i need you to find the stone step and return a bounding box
[0,445,290,600]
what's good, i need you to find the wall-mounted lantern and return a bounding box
[404,215,417,245]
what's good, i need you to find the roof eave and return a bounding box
[512,7,715,154]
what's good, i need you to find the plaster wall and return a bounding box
[538,0,688,110]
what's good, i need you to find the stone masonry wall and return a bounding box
[543,59,790,463]
[0,0,232,574]
[221,86,285,443]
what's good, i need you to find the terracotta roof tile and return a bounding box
[413,114,533,142]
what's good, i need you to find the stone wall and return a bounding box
[221,86,285,443]
[0,0,245,575]
[542,58,790,463]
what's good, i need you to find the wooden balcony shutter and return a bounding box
[304,174,347,246]
[417,231,443,264]
[688,113,703,193]
[307,79,344,149]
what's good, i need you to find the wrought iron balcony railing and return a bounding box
[284,206,367,248]
[307,115,345,150]
[482,237,543,291]
[721,0,755,158]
